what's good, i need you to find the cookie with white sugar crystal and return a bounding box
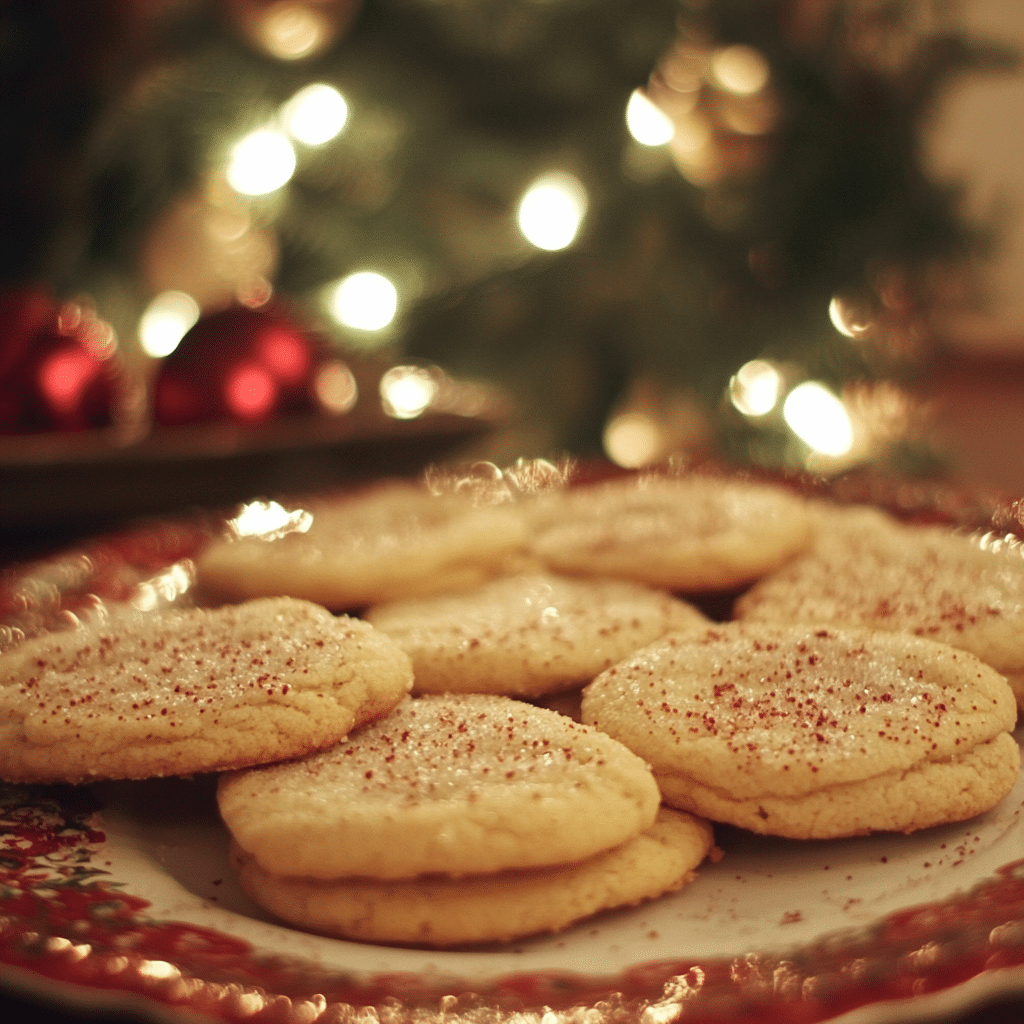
[196,481,529,610]
[218,693,662,880]
[525,473,813,592]
[734,502,1024,707]
[0,597,412,784]
[229,807,715,947]
[581,623,1020,839]
[364,572,709,697]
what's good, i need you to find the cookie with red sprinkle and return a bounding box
[197,481,529,611]
[524,473,813,593]
[581,623,1019,839]
[365,571,708,697]
[0,596,412,783]
[735,502,1024,708]
[219,693,715,946]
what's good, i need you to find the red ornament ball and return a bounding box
[0,287,125,434]
[153,304,333,427]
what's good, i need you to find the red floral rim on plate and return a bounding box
[0,780,1023,1024]
[1,459,1023,1023]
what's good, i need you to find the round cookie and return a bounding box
[525,473,813,592]
[581,623,1019,839]
[364,572,709,697]
[735,502,1024,707]
[218,693,662,879]
[0,596,412,784]
[229,807,715,947]
[657,733,1020,839]
[197,481,530,610]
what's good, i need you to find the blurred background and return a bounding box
[3,0,1024,535]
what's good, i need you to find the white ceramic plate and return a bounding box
[1,466,1023,1023]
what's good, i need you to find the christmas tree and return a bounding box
[0,0,1014,471]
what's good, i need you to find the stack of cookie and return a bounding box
[218,694,716,946]
[1,463,1021,948]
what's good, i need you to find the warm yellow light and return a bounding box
[226,129,297,196]
[228,499,313,541]
[138,291,200,358]
[517,172,588,251]
[380,365,437,419]
[625,89,675,147]
[281,83,348,145]
[729,359,782,417]
[132,561,194,612]
[603,411,663,468]
[314,359,358,413]
[326,271,399,331]
[258,2,329,60]
[829,295,874,338]
[137,960,180,981]
[783,381,854,456]
[711,45,770,96]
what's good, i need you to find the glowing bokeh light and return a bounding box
[136,960,179,981]
[783,381,854,456]
[829,295,874,338]
[132,561,194,612]
[257,2,329,60]
[229,499,313,540]
[314,360,358,414]
[517,172,588,251]
[326,271,399,331]
[39,349,97,412]
[729,359,783,417]
[603,411,663,468]
[281,83,349,145]
[226,129,297,196]
[258,328,309,383]
[138,291,201,358]
[380,365,437,419]
[710,45,770,96]
[225,362,277,418]
[625,89,675,147]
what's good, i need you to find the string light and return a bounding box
[326,271,399,332]
[710,45,770,96]
[379,365,436,419]
[226,129,296,196]
[517,172,588,251]
[138,291,200,358]
[829,295,874,338]
[603,411,663,468]
[729,359,783,417]
[783,381,854,457]
[625,90,675,147]
[280,83,349,145]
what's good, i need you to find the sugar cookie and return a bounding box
[581,623,1019,839]
[218,693,662,879]
[525,473,813,592]
[364,572,709,697]
[735,502,1024,707]
[230,807,715,947]
[197,481,529,610]
[0,597,412,783]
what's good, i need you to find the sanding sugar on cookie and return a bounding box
[735,502,1024,707]
[524,473,814,592]
[364,572,709,697]
[229,806,716,947]
[217,693,662,880]
[581,622,1019,839]
[196,480,530,610]
[0,596,413,784]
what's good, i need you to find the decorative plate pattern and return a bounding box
[1,463,1023,1024]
